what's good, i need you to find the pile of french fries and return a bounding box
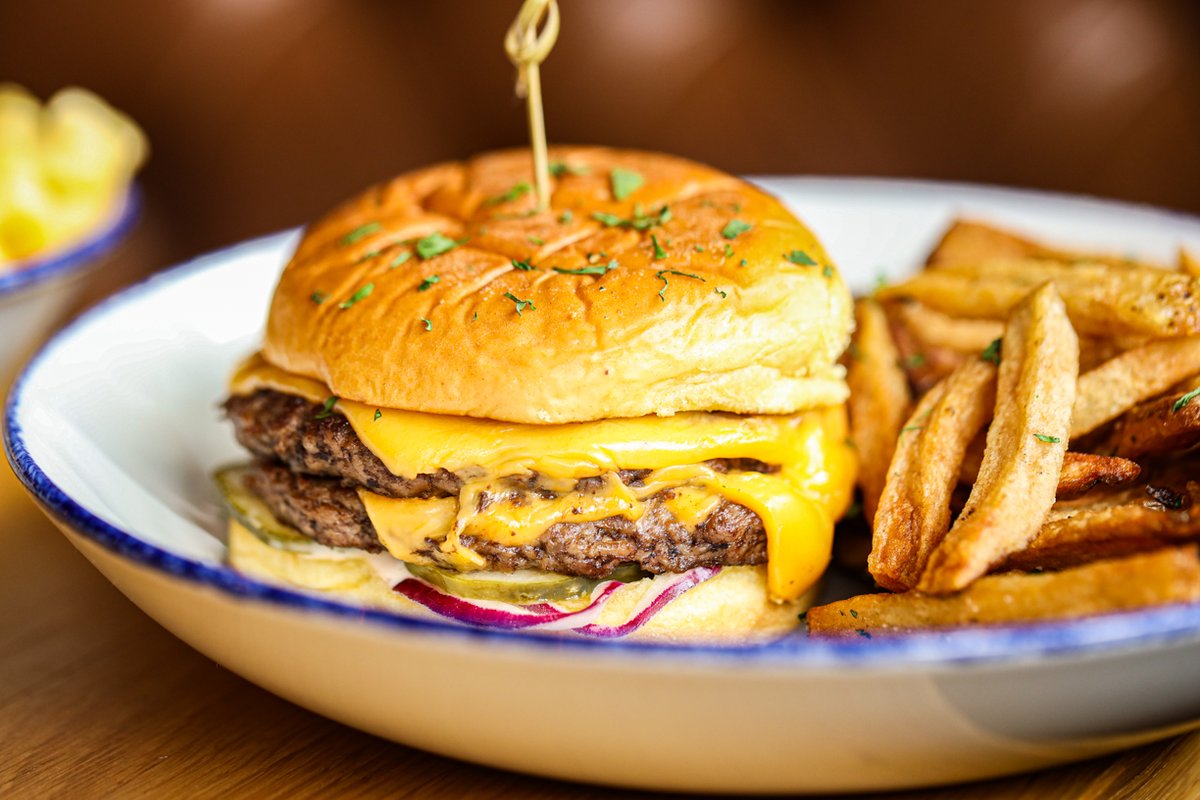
[808,220,1200,637]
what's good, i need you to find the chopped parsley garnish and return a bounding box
[905,353,927,368]
[723,244,735,259]
[388,251,412,269]
[503,292,536,316]
[472,312,478,321]
[901,425,923,433]
[310,291,328,305]
[418,275,440,292]
[354,249,381,264]
[554,259,618,275]
[485,181,531,206]
[420,317,432,331]
[314,396,338,419]
[416,232,460,260]
[1173,387,1200,414]
[373,409,382,422]
[651,234,666,260]
[739,258,748,267]
[656,269,705,301]
[610,167,644,201]
[785,249,817,266]
[511,259,536,271]
[528,235,544,246]
[982,338,1002,365]
[590,205,671,231]
[850,609,859,619]
[339,282,374,309]
[721,219,752,239]
[1034,433,1062,443]
[822,265,833,277]
[714,288,727,298]
[559,209,573,224]
[341,222,380,245]
[694,245,705,253]
[548,161,589,177]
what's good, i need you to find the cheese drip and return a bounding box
[230,354,855,601]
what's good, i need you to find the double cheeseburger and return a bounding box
[220,147,854,641]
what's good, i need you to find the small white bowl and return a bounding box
[6,179,1200,794]
[0,190,139,378]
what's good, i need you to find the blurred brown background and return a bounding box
[2,0,1199,281]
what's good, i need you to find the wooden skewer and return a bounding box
[504,0,560,212]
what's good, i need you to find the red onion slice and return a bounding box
[392,566,722,637]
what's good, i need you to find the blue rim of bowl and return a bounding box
[0,187,140,295]
[7,181,1200,669]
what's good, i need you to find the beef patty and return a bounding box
[242,461,768,576]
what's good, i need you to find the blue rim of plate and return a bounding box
[7,181,1200,669]
[0,187,140,295]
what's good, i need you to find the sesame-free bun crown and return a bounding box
[263,147,852,423]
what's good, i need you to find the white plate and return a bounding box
[7,178,1200,794]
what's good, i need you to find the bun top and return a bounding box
[263,147,852,423]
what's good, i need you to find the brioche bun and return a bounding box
[263,147,852,423]
[228,520,812,642]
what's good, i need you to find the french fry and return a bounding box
[869,359,996,591]
[1106,382,1200,459]
[847,298,912,524]
[917,282,1079,594]
[807,547,1200,637]
[1054,453,1142,499]
[927,219,1167,271]
[878,261,1200,339]
[1181,247,1200,278]
[889,299,1004,354]
[1071,336,1200,437]
[1002,482,1200,572]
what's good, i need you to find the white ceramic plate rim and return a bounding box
[8,176,1200,670]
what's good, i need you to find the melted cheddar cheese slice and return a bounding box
[230,354,855,601]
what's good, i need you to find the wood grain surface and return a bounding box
[3,264,1200,799]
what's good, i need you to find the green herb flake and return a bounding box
[610,168,644,201]
[590,205,670,231]
[503,292,536,316]
[901,425,924,434]
[314,396,339,419]
[656,269,706,302]
[694,245,706,253]
[850,609,859,619]
[418,275,440,292]
[373,409,382,422]
[472,312,478,321]
[354,249,381,264]
[420,317,432,331]
[339,282,374,309]
[558,209,573,224]
[554,259,618,276]
[415,232,460,260]
[511,259,536,271]
[785,250,817,266]
[982,338,1002,365]
[651,234,666,260]
[548,161,589,177]
[310,291,328,305]
[591,211,625,227]
[485,181,531,206]
[823,265,833,278]
[1034,433,1062,443]
[740,259,748,267]
[714,288,727,299]
[598,286,606,291]
[723,244,735,259]
[528,235,544,246]
[721,219,752,239]
[341,222,380,246]
[388,251,412,269]
[905,353,927,368]
[1172,387,1200,413]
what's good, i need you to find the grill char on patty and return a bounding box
[225,390,772,576]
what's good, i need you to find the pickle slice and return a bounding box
[407,563,648,604]
[215,465,312,547]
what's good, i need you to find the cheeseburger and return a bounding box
[220,147,854,641]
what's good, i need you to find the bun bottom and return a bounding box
[227,521,814,643]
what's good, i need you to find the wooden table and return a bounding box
[3,260,1200,799]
